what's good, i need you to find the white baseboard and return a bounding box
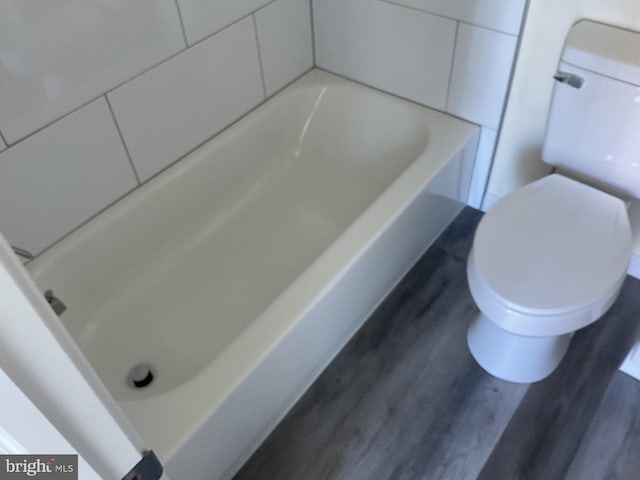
[627,253,640,280]
[620,340,640,381]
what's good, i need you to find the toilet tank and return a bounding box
[542,20,640,199]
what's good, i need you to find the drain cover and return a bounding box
[127,363,155,389]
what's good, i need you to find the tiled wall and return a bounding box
[0,0,523,255]
[313,0,527,209]
[0,0,313,255]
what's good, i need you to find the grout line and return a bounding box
[30,64,466,257]
[131,67,315,188]
[5,103,91,148]
[2,7,277,150]
[2,0,314,257]
[474,0,530,208]
[265,65,314,99]
[456,19,515,38]
[444,21,460,113]
[309,0,317,66]
[2,42,187,149]
[252,14,269,99]
[252,0,280,16]
[173,0,190,47]
[105,95,141,185]
[33,182,145,259]
[519,0,532,38]
[24,63,298,257]
[378,0,519,37]
[191,0,279,49]
[314,66,481,128]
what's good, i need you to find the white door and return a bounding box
[0,365,101,478]
[0,234,165,479]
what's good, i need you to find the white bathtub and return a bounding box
[28,70,479,479]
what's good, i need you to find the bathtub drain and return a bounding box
[127,363,155,389]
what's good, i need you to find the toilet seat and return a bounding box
[469,174,632,337]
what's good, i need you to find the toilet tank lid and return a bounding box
[562,20,640,86]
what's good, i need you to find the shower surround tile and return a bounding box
[0,0,185,143]
[177,0,273,44]
[314,0,456,110]
[108,17,265,182]
[389,0,527,35]
[447,23,518,129]
[313,0,524,210]
[255,0,314,96]
[0,99,137,254]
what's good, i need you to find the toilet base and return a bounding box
[467,312,572,383]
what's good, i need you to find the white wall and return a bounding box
[313,0,527,209]
[1,0,529,254]
[0,0,313,255]
[486,0,640,202]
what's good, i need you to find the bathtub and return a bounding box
[28,70,479,479]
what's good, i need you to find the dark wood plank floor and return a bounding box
[235,207,640,480]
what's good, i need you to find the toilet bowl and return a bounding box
[465,20,640,382]
[467,174,632,383]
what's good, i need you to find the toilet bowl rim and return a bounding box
[467,247,626,335]
[471,174,632,314]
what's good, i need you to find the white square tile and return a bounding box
[177,0,272,44]
[0,0,185,143]
[0,99,137,254]
[108,18,265,182]
[256,0,314,96]
[390,0,526,35]
[447,24,517,129]
[467,127,498,209]
[314,0,456,110]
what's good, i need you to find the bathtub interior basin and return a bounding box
[27,70,480,479]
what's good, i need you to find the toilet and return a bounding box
[467,20,639,383]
